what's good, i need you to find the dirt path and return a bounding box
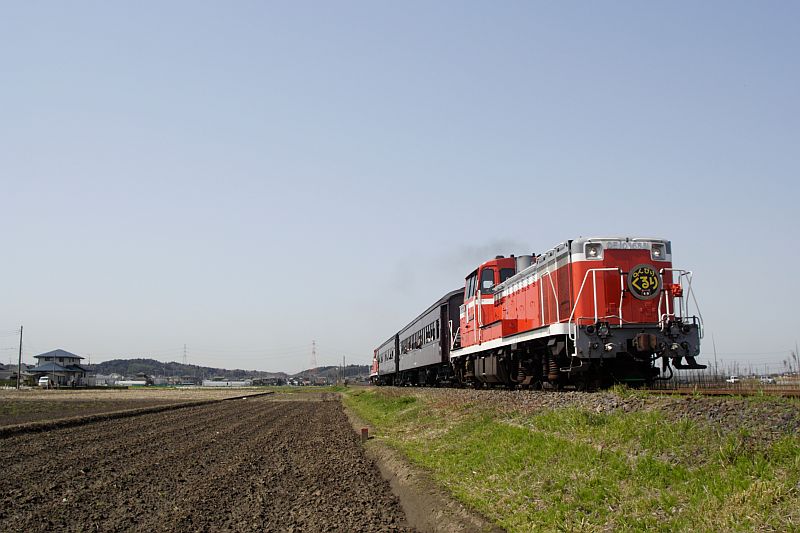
[0,394,413,532]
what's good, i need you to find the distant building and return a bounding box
[252,377,285,386]
[116,380,148,387]
[93,373,117,386]
[0,363,32,383]
[134,372,154,385]
[27,349,90,387]
[201,380,252,387]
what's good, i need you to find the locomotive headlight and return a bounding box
[585,243,603,260]
[597,322,610,337]
[651,243,667,261]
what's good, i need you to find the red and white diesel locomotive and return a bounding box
[372,236,704,389]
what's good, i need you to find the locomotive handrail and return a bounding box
[657,268,692,322]
[447,320,461,351]
[540,270,561,323]
[567,268,624,343]
[657,268,704,339]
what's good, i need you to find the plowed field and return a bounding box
[0,388,266,426]
[0,394,413,532]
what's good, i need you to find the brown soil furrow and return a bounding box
[1,399,251,478]
[0,395,414,532]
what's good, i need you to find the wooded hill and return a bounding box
[93,359,288,380]
[92,358,369,380]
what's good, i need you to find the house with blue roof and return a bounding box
[28,349,89,387]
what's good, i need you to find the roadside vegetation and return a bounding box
[344,388,800,532]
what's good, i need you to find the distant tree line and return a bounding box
[92,358,369,380]
[93,358,288,380]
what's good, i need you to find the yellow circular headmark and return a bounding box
[627,264,661,300]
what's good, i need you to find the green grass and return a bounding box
[345,389,800,532]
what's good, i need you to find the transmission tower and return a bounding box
[183,344,188,366]
[310,340,317,377]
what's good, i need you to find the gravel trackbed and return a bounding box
[0,394,413,532]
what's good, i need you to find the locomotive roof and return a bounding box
[570,236,669,245]
[492,236,671,292]
[470,238,668,271]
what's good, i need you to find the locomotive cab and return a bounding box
[460,256,517,349]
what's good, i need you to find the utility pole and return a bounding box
[16,326,23,390]
[712,333,718,378]
[795,341,799,374]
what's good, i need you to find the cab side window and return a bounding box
[480,268,496,292]
[465,274,478,298]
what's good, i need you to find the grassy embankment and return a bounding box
[344,388,800,532]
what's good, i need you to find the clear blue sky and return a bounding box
[1,2,798,373]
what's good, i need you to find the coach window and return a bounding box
[500,268,515,283]
[480,268,496,292]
